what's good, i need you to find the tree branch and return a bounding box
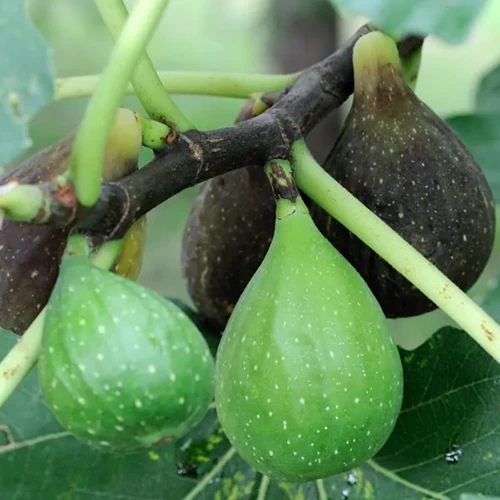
[4,24,424,239]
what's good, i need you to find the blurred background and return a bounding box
[23,0,500,343]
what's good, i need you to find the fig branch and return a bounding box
[8,24,422,232]
[94,0,194,131]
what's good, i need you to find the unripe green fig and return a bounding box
[38,255,215,450]
[182,99,275,330]
[0,108,145,334]
[310,31,496,318]
[215,160,403,482]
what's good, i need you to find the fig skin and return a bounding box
[310,32,496,318]
[0,108,143,335]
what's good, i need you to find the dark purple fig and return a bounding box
[310,32,496,318]
[181,98,276,330]
[181,167,275,330]
[0,108,142,335]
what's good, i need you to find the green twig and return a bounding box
[316,479,328,500]
[0,309,47,409]
[256,475,270,500]
[94,0,193,131]
[89,239,124,269]
[0,238,124,409]
[55,71,299,100]
[0,183,44,222]
[70,0,171,207]
[292,140,500,363]
[135,113,172,150]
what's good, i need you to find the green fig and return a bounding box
[38,255,215,450]
[310,31,496,318]
[215,160,403,482]
[0,108,144,335]
[182,99,275,330]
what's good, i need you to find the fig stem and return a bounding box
[94,0,193,132]
[0,183,45,222]
[292,139,500,364]
[265,159,310,219]
[55,71,299,101]
[90,239,125,270]
[264,159,300,203]
[64,234,91,258]
[135,114,172,150]
[316,480,328,500]
[256,475,270,500]
[70,0,171,207]
[0,239,124,409]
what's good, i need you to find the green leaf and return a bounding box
[376,327,500,498]
[0,2,54,169]
[477,63,500,113]
[330,0,487,44]
[447,114,500,202]
[3,322,498,498]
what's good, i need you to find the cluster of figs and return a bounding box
[0,31,495,482]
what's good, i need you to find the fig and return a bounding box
[38,255,215,450]
[181,99,275,330]
[310,31,496,318]
[215,160,403,482]
[0,108,145,334]
[182,166,275,330]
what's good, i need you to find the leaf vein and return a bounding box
[368,460,450,500]
[439,467,500,494]
[400,376,499,414]
[0,430,71,454]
